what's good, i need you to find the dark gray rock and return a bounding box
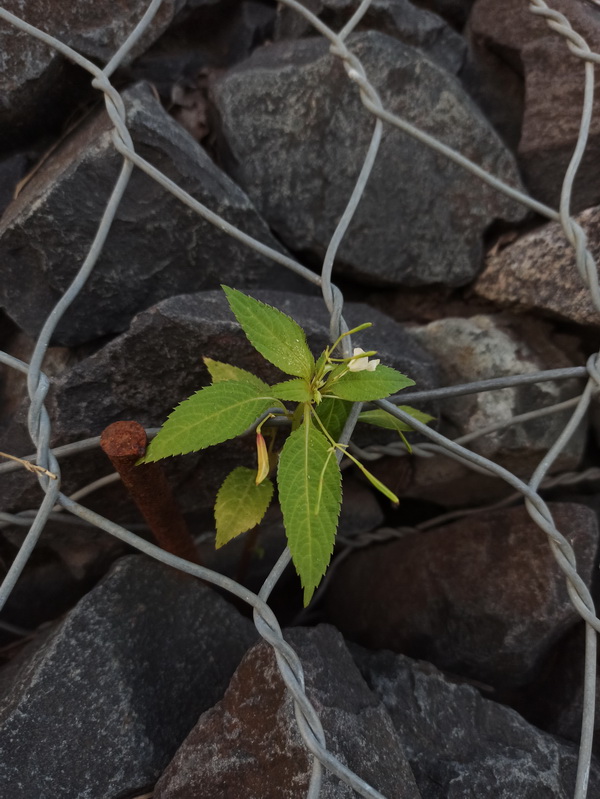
[153,624,421,798]
[353,646,600,799]
[0,555,256,799]
[469,0,600,212]
[325,503,599,688]
[211,31,525,288]
[275,0,467,76]
[0,288,440,515]
[475,212,600,328]
[0,81,302,346]
[0,0,184,151]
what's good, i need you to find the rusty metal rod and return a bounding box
[100,420,201,564]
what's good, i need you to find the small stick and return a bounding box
[100,421,201,564]
[0,451,57,479]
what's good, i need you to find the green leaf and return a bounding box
[140,382,279,462]
[215,467,274,548]
[315,397,353,442]
[270,378,313,403]
[358,406,434,432]
[328,365,415,401]
[223,286,314,379]
[203,357,270,392]
[278,417,342,606]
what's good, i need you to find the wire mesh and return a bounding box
[0,1,599,797]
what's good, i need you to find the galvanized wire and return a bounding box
[0,1,599,798]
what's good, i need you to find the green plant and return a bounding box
[140,287,432,604]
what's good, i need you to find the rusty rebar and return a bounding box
[100,421,201,564]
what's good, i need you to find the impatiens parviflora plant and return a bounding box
[139,287,433,605]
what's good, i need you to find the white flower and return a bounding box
[348,347,380,372]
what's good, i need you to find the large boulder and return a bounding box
[0,555,256,799]
[210,31,525,288]
[153,624,421,799]
[325,503,599,687]
[354,645,600,798]
[0,82,302,346]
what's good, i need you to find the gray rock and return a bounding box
[0,555,256,799]
[0,288,440,516]
[353,646,600,799]
[153,624,421,799]
[0,81,301,346]
[211,31,525,288]
[469,0,600,212]
[408,313,586,475]
[0,0,184,151]
[275,0,467,76]
[475,213,600,328]
[325,503,599,687]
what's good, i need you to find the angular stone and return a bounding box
[211,31,525,288]
[0,0,184,151]
[407,313,586,474]
[353,646,600,798]
[324,503,598,687]
[275,0,468,76]
[0,81,301,346]
[153,625,421,799]
[475,211,600,327]
[0,288,440,516]
[469,0,600,212]
[0,555,256,799]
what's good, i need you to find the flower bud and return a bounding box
[255,431,270,485]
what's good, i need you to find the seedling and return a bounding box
[140,287,432,604]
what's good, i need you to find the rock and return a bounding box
[407,313,586,474]
[353,645,600,798]
[153,624,421,799]
[211,31,525,288]
[0,0,184,151]
[475,212,600,327]
[0,81,301,346]
[324,503,599,687]
[0,288,440,516]
[275,0,468,76]
[469,0,600,212]
[0,555,256,799]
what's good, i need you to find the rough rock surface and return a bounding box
[0,0,184,150]
[275,0,468,76]
[0,81,301,346]
[353,646,600,798]
[0,555,257,799]
[469,0,600,212]
[325,503,598,687]
[475,212,600,327]
[0,289,440,515]
[211,31,525,288]
[153,624,421,799]
[408,313,586,473]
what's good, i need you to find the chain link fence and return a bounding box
[0,0,599,797]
